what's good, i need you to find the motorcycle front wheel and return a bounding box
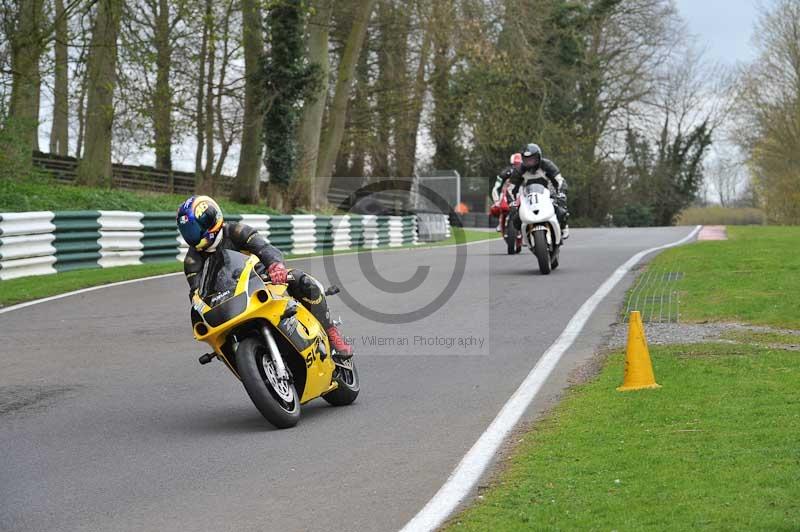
[533,230,552,275]
[237,337,301,428]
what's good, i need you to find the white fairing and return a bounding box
[517,183,562,249]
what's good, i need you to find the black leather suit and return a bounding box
[183,222,332,328]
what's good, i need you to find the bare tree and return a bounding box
[316,0,376,195]
[76,0,123,186]
[706,151,745,207]
[233,0,266,204]
[395,0,431,178]
[623,44,731,224]
[585,0,683,158]
[294,0,333,207]
[49,0,69,155]
[6,0,46,150]
[736,0,800,223]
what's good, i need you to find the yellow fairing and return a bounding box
[192,255,336,404]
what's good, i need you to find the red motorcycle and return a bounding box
[490,181,522,254]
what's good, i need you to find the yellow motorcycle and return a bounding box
[190,249,359,428]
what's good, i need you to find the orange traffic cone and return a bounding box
[617,311,661,391]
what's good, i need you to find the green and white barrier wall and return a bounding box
[0,211,438,280]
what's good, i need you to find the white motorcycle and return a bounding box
[517,182,563,274]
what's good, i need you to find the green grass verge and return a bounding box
[449,225,800,530]
[0,228,497,307]
[447,343,800,531]
[432,227,499,246]
[720,329,800,347]
[0,178,280,214]
[630,226,800,329]
[0,262,183,307]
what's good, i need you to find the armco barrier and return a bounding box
[0,211,445,281]
[0,212,58,279]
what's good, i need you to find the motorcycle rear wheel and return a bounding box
[237,337,301,428]
[323,360,360,406]
[533,230,552,275]
[505,216,518,255]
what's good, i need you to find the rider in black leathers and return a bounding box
[491,143,570,238]
[178,196,353,358]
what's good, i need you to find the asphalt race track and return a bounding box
[0,226,695,532]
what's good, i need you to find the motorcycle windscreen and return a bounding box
[198,249,249,305]
[524,183,548,195]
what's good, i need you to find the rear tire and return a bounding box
[323,360,360,406]
[533,230,552,275]
[505,218,517,255]
[236,337,301,428]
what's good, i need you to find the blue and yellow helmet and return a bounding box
[177,195,223,251]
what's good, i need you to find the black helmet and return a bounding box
[520,143,542,171]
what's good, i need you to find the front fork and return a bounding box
[527,224,552,250]
[262,325,291,383]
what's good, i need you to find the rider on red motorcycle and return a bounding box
[490,153,522,231]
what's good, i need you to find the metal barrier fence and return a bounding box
[0,211,439,281]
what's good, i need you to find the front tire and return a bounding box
[236,337,300,428]
[533,230,552,275]
[323,360,360,406]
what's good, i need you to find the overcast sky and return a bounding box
[674,0,760,65]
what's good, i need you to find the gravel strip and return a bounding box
[606,321,800,350]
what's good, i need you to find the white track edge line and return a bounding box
[0,237,496,315]
[399,225,702,532]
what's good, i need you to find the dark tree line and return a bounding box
[1,0,741,224]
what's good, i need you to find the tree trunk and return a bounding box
[75,50,88,159]
[342,43,371,179]
[8,0,46,152]
[193,0,212,193]
[76,0,122,186]
[211,0,235,183]
[334,132,353,177]
[49,0,69,156]
[394,3,426,178]
[430,0,459,172]
[202,11,216,193]
[152,0,173,170]
[50,0,69,156]
[266,182,287,211]
[315,0,376,197]
[233,0,265,204]
[295,0,333,208]
[372,0,394,178]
